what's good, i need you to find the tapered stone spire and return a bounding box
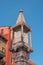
[16,9,26,25]
[10,10,36,65]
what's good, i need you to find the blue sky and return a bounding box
[0,0,43,65]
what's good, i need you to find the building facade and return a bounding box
[0,10,36,65]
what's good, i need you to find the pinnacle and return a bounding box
[16,9,26,25]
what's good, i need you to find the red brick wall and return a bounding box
[0,27,15,65]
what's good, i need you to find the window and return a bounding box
[1,29,4,35]
[10,57,12,64]
[0,40,6,52]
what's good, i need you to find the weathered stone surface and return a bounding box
[11,10,33,65]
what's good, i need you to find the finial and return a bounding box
[19,9,23,13]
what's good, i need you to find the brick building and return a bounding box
[0,10,36,65]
